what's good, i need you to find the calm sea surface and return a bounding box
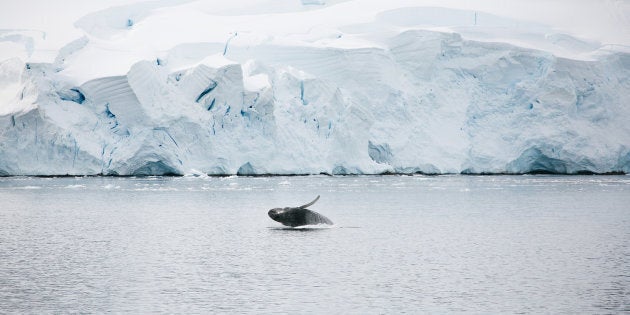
[0,175,628,313]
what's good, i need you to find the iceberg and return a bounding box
[0,1,628,175]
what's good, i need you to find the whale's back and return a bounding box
[275,208,333,227]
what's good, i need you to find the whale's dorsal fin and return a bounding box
[299,195,320,209]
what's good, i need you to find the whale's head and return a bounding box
[268,208,284,222]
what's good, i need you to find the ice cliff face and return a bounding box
[1,1,629,175]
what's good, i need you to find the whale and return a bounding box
[268,195,333,227]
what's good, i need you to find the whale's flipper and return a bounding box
[298,195,320,209]
[301,209,334,226]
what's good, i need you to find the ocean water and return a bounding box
[0,175,628,313]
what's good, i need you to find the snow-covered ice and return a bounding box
[0,0,629,175]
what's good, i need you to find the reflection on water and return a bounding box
[0,175,629,313]
[267,227,334,231]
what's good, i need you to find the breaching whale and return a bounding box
[268,195,333,227]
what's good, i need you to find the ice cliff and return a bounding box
[0,0,629,175]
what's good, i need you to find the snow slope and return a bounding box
[0,0,629,175]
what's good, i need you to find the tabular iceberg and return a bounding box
[0,1,629,175]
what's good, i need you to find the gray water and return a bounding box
[0,175,628,314]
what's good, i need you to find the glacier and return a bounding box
[0,0,629,176]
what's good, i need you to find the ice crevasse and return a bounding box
[0,2,629,176]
